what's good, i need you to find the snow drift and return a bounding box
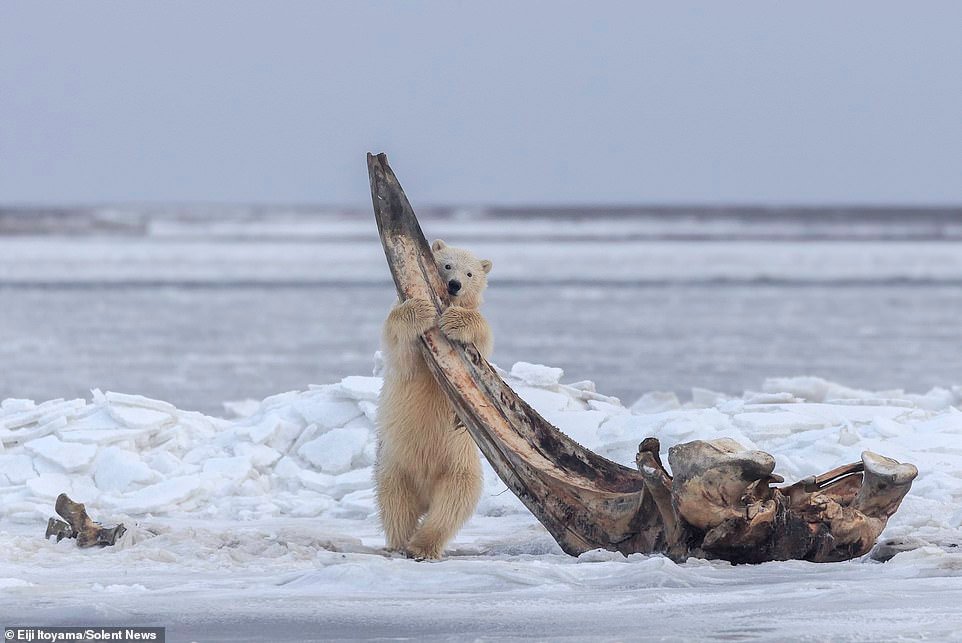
[4,358,962,639]
[2,357,961,551]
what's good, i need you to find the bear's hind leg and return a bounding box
[405,468,481,560]
[376,467,422,552]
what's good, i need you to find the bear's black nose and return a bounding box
[448,279,462,294]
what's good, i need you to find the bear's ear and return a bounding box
[480,259,493,274]
[431,239,447,252]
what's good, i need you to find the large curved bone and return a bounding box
[367,152,917,563]
[368,152,660,556]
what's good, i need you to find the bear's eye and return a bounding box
[444,264,451,270]
[466,272,472,278]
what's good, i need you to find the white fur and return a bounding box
[374,240,493,559]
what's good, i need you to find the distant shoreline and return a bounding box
[1,205,959,240]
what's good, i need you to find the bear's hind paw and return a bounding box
[405,543,444,561]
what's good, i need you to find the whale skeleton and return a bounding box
[367,152,917,563]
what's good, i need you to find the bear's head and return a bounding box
[431,239,492,309]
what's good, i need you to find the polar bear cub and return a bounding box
[375,239,493,559]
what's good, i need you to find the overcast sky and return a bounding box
[1,1,960,206]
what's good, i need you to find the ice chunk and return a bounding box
[288,423,321,456]
[359,437,377,467]
[631,391,681,414]
[510,362,564,386]
[182,445,222,465]
[578,548,627,563]
[273,456,304,480]
[203,455,254,481]
[59,428,150,445]
[544,410,606,449]
[277,489,335,517]
[566,380,597,393]
[93,447,156,492]
[298,427,370,474]
[1,399,84,432]
[477,479,528,517]
[561,384,622,406]
[328,467,374,499]
[115,475,206,514]
[586,399,627,415]
[26,472,73,499]
[222,399,261,418]
[24,435,98,472]
[332,487,377,518]
[513,386,570,413]
[372,350,385,377]
[241,415,282,444]
[691,388,727,408]
[597,413,650,445]
[145,451,182,476]
[907,387,957,411]
[824,398,914,408]
[0,454,36,485]
[338,376,383,401]
[358,400,379,424]
[265,419,304,453]
[343,415,374,430]
[234,443,282,469]
[838,423,860,446]
[761,376,899,403]
[1,399,35,412]
[106,404,175,431]
[733,411,829,437]
[293,398,363,429]
[870,416,908,439]
[0,415,69,446]
[743,391,801,405]
[296,468,337,494]
[105,392,177,413]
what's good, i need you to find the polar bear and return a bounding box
[375,239,493,559]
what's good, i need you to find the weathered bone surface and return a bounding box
[46,493,126,547]
[367,152,918,563]
[659,439,917,563]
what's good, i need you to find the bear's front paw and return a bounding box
[439,306,478,344]
[407,298,437,330]
[391,297,437,336]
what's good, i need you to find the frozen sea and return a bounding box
[2,207,962,642]
[1,207,960,414]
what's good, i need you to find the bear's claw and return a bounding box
[404,543,443,560]
[391,297,437,337]
[439,306,478,344]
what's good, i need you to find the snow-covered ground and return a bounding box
[2,359,962,641]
